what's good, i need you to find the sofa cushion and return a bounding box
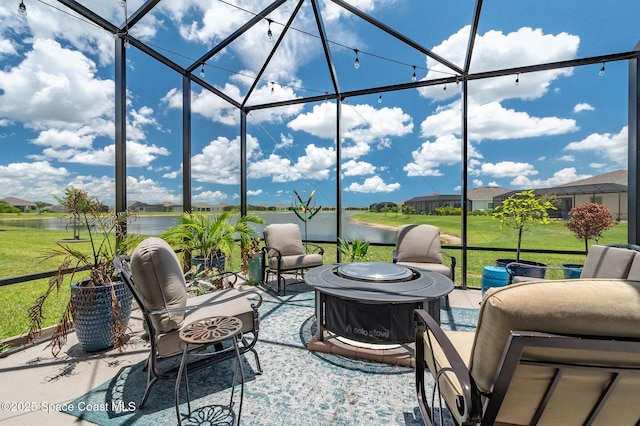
[131,237,187,333]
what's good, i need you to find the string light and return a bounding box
[515,73,519,86]
[443,83,447,91]
[353,49,360,69]
[271,81,275,93]
[18,1,26,15]
[377,95,382,103]
[411,66,416,82]
[599,62,606,76]
[267,19,273,42]
[200,63,205,78]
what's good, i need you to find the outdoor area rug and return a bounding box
[63,289,479,425]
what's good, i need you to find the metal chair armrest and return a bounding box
[414,309,482,424]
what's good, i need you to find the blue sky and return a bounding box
[0,0,638,208]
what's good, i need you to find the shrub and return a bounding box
[565,203,617,254]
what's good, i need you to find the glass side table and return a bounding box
[175,316,244,426]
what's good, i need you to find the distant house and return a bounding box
[403,194,469,215]
[161,202,183,212]
[494,170,628,220]
[467,187,511,211]
[369,201,397,212]
[1,197,38,212]
[128,201,169,213]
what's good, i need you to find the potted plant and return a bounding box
[28,188,138,356]
[161,208,265,272]
[337,237,370,262]
[493,189,557,278]
[241,237,263,285]
[563,202,617,278]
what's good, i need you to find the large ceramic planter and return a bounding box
[71,280,133,352]
[496,258,547,279]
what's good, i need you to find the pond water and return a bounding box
[0,212,397,244]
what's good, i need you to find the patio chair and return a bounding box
[414,278,640,426]
[507,243,640,284]
[113,237,262,407]
[393,224,456,308]
[262,223,324,295]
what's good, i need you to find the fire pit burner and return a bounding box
[335,262,415,282]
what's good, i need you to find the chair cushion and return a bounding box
[395,224,442,264]
[423,330,475,425]
[269,253,323,271]
[469,278,640,424]
[397,262,452,279]
[580,245,636,278]
[131,237,187,333]
[625,252,640,280]
[264,223,304,256]
[155,288,256,357]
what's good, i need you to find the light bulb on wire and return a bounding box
[411,66,417,82]
[377,95,382,104]
[18,1,26,15]
[515,73,520,86]
[599,62,606,76]
[267,19,273,42]
[353,49,360,69]
[200,63,205,78]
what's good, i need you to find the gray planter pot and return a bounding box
[191,254,226,273]
[71,280,133,352]
[496,258,547,279]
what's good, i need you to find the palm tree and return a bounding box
[162,208,265,270]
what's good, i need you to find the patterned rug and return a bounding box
[63,290,479,425]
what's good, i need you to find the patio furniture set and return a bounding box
[113,225,640,425]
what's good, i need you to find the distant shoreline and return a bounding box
[346,215,462,244]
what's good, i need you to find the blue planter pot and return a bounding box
[71,281,133,352]
[562,264,583,279]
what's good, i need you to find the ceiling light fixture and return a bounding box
[18,1,26,15]
[267,19,273,42]
[353,49,360,69]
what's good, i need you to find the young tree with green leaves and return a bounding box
[493,190,557,262]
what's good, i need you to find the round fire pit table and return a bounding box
[305,262,453,344]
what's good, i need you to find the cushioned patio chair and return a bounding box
[414,279,640,426]
[113,237,262,407]
[263,223,324,294]
[507,243,640,284]
[393,224,456,308]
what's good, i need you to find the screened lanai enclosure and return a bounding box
[8,0,640,285]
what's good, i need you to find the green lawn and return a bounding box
[0,213,628,342]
